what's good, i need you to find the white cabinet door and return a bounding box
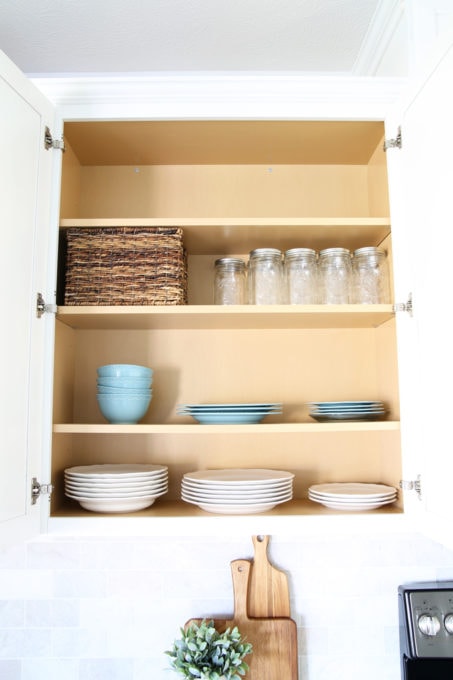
[386,29,453,546]
[0,50,59,542]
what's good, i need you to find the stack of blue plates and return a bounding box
[176,402,282,424]
[307,400,387,422]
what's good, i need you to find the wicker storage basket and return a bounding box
[63,226,188,306]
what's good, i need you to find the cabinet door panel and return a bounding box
[387,34,453,544]
[0,50,57,541]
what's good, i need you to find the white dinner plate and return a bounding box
[308,491,398,504]
[65,483,168,496]
[181,490,293,503]
[65,487,167,500]
[181,482,292,496]
[309,483,397,498]
[183,469,295,484]
[182,499,287,514]
[75,497,158,513]
[65,464,168,478]
[65,476,167,487]
[309,495,396,510]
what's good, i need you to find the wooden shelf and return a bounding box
[59,217,391,254]
[48,498,405,538]
[56,304,394,330]
[53,421,400,434]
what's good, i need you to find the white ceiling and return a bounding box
[0,0,389,75]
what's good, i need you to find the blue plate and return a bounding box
[191,413,268,424]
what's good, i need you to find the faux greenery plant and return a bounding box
[166,618,253,680]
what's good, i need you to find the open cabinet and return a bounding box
[5,32,453,539]
[49,119,404,528]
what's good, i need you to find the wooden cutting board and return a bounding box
[248,535,291,618]
[186,559,298,680]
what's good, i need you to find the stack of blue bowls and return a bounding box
[96,364,153,424]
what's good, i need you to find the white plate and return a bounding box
[65,483,168,496]
[65,464,167,478]
[308,492,398,505]
[75,497,158,513]
[65,477,168,488]
[309,483,397,498]
[181,482,292,496]
[182,500,285,514]
[65,487,167,500]
[308,491,398,505]
[181,477,293,493]
[181,490,293,503]
[309,497,396,511]
[183,469,295,484]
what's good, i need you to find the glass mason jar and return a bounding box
[352,246,390,304]
[248,248,283,304]
[318,247,352,304]
[284,248,318,304]
[213,257,247,304]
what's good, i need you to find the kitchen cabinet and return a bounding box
[2,28,452,541]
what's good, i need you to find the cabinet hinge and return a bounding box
[36,292,57,318]
[44,126,65,152]
[393,293,413,316]
[31,477,53,505]
[383,126,402,151]
[399,475,422,500]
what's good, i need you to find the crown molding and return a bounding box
[353,0,406,76]
[31,72,406,121]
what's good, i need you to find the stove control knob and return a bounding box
[418,614,441,636]
[444,614,453,634]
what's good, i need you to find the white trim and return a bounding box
[31,72,406,122]
[353,0,406,76]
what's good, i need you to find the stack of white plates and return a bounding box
[181,468,294,514]
[308,482,397,510]
[307,400,387,422]
[176,403,282,424]
[64,464,168,513]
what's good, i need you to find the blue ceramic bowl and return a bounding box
[97,364,153,379]
[97,385,152,395]
[96,393,152,424]
[96,376,152,389]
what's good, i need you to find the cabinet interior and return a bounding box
[51,120,402,519]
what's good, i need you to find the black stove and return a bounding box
[399,581,453,679]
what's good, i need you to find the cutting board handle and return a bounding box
[230,559,252,624]
[252,534,269,556]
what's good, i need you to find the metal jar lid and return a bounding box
[284,248,317,260]
[214,257,246,270]
[319,247,351,257]
[249,248,282,259]
[353,246,386,259]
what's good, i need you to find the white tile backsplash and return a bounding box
[0,531,452,679]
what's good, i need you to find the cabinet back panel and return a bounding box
[69,327,398,424]
[72,165,370,219]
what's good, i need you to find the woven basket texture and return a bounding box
[64,226,187,305]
